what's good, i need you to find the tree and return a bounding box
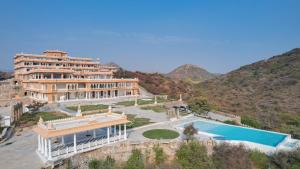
[176,141,214,169]
[153,144,167,166]
[188,97,211,115]
[123,149,145,169]
[183,124,198,141]
[212,143,252,169]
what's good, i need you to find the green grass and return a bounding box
[141,105,167,113]
[127,114,152,128]
[114,112,152,128]
[143,129,180,139]
[66,104,108,112]
[18,112,69,128]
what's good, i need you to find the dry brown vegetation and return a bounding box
[0,71,13,81]
[195,48,300,136]
[114,69,193,99]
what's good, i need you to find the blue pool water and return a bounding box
[190,120,287,147]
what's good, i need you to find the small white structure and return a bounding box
[3,116,11,127]
[76,104,82,117]
[108,105,112,114]
[154,96,157,105]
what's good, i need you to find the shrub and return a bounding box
[88,159,101,169]
[212,143,252,169]
[153,144,167,166]
[249,150,269,169]
[176,141,214,169]
[88,156,115,169]
[123,149,145,169]
[224,120,238,125]
[270,149,300,169]
[183,124,198,141]
[241,116,261,128]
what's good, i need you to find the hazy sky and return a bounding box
[1,0,299,73]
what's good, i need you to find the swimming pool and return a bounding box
[186,120,287,147]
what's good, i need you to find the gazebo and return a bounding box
[33,110,129,163]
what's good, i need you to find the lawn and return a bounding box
[141,105,167,113]
[143,129,180,139]
[114,112,152,128]
[18,112,69,128]
[66,104,108,112]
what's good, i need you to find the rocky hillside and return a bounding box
[0,71,13,81]
[166,64,217,83]
[196,48,300,136]
[114,69,193,99]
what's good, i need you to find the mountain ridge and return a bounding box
[195,48,300,137]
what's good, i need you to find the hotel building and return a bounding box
[14,50,139,103]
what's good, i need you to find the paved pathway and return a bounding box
[127,115,197,142]
[0,128,43,169]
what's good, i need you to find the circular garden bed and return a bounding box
[143,129,179,139]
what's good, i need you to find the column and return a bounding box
[61,136,65,144]
[107,127,110,143]
[44,138,48,157]
[85,92,88,99]
[74,134,77,153]
[38,135,41,151]
[41,137,44,154]
[48,139,52,160]
[119,124,121,139]
[114,125,117,137]
[93,129,96,138]
[124,124,127,140]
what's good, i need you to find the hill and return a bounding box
[166,64,217,83]
[0,71,13,81]
[114,69,193,99]
[196,48,300,137]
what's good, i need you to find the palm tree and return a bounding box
[183,124,198,141]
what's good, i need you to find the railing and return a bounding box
[49,135,125,160]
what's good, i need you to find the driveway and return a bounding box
[0,128,43,169]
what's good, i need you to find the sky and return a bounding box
[0,0,299,73]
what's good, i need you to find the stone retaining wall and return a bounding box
[57,139,215,169]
